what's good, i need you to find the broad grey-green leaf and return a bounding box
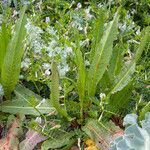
[87,12,119,96]
[110,113,150,150]
[1,6,27,98]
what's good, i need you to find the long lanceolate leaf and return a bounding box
[110,63,135,94]
[87,12,119,97]
[50,61,71,121]
[89,10,105,63]
[135,26,150,61]
[1,6,27,98]
[0,22,11,75]
[109,27,150,95]
[108,44,124,80]
[74,48,86,120]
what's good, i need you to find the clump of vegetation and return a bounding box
[0,0,149,149]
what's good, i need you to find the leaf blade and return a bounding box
[1,6,27,98]
[88,12,119,96]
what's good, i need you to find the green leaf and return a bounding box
[135,26,150,62]
[74,47,86,119]
[15,84,42,101]
[90,10,105,63]
[107,82,133,115]
[110,62,135,94]
[87,11,119,96]
[139,102,150,121]
[0,22,11,75]
[41,132,74,150]
[108,44,125,79]
[0,84,55,116]
[109,26,150,95]
[0,100,55,116]
[1,6,27,98]
[50,61,71,121]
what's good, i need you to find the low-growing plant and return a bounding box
[66,10,150,122]
[0,2,149,149]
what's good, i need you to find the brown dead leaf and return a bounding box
[0,115,23,150]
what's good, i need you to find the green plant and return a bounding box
[70,10,150,122]
[0,2,149,149]
[0,6,27,99]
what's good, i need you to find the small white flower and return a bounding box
[36,98,46,107]
[85,60,90,66]
[78,26,83,31]
[19,74,24,79]
[99,93,106,100]
[49,39,57,47]
[136,29,140,35]
[121,24,127,32]
[44,69,51,76]
[35,117,42,124]
[21,58,31,70]
[59,86,62,91]
[45,17,50,23]
[80,39,89,47]
[58,64,70,76]
[98,3,103,8]
[35,72,38,78]
[54,47,62,54]
[12,10,18,17]
[65,47,72,53]
[85,8,93,20]
[46,26,57,35]
[118,23,127,32]
[77,3,82,9]
[131,9,136,15]
[0,84,4,96]
[0,14,3,25]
